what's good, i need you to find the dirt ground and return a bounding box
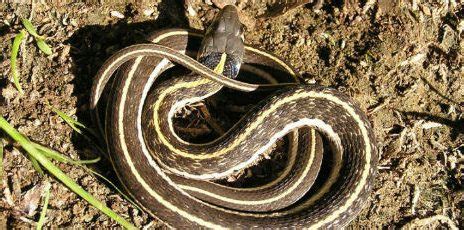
[0,0,463,228]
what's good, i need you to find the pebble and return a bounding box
[421,5,432,16]
[29,90,40,100]
[421,121,443,130]
[440,25,457,52]
[11,148,21,156]
[212,0,236,8]
[187,4,197,17]
[32,119,42,127]
[2,85,17,102]
[143,8,154,17]
[70,19,78,27]
[295,36,305,47]
[340,39,346,49]
[110,10,125,19]
[59,45,71,63]
[458,20,463,35]
[62,14,69,25]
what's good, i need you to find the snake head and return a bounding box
[198,5,245,79]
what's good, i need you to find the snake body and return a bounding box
[90,5,377,228]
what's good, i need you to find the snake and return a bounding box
[90,5,378,229]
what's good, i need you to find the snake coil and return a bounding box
[90,28,377,228]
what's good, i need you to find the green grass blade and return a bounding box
[27,151,44,176]
[32,142,100,165]
[21,18,44,39]
[68,157,101,165]
[36,181,51,230]
[50,105,100,138]
[36,38,52,55]
[47,104,85,134]
[32,143,70,163]
[0,116,136,229]
[30,142,129,210]
[0,138,4,184]
[47,104,104,156]
[21,18,52,55]
[31,142,134,210]
[10,30,26,94]
[33,142,137,211]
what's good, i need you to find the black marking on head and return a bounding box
[198,52,241,79]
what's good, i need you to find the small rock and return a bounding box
[295,36,305,47]
[2,84,17,103]
[340,39,346,49]
[212,0,236,8]
[440,25,457,52]
[21,181,50,217]
[62,14,69,26]
[60,45,71,63]
[304,78,316,84]
[11,148,21,156]
[70,19,78,27]
[143,8,155,16]
[399,53,426,66]
[421,5,432,16]
[458,20,463,35]
[110,11,125,19]
[352,16,363,24]
[32,119,42,127]
[421,121,443,130]
[30,90,40,100]
[186,4,197,17]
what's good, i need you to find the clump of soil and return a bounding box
[0,1,462,228]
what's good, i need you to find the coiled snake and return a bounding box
[90,5,378,228]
